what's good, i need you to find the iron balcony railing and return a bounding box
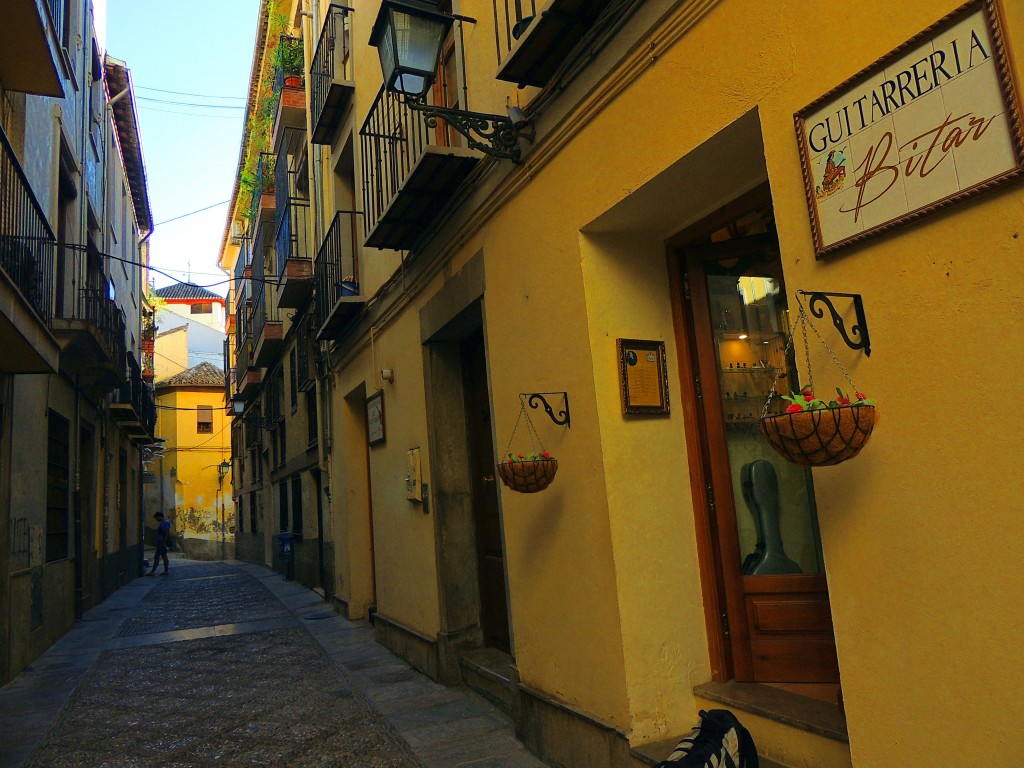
[235,336,252,383]
[0,123,56,328]
[313,210,360,332]
[248,152,277,227]
[115,364,156,435]
[492,0,538,61]
[76,287,126,372]
[360,86,438,242]
[43,0,68,47]
[275,126,311,281]
[223,336,232,396]
[250,221,280,345]
[310,5,353,133]
[234,282,248,347]
[273,34,305,93]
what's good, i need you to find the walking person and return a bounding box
[147,512,171,576]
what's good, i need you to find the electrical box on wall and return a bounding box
[406,448,422,502]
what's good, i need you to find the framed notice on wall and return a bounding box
[795,0,1024,257]
[366,391,385,446]
[617,339,670,415]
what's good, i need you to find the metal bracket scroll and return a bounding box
[797,291,871,357]
[521,392,570,428]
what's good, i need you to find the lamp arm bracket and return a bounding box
[797,290,871,357]
[406,100,524,162]
[521,392,570,428]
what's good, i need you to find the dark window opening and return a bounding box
[46,410,71,562]
[197,405,213,433]
[291,475,303,536]
[190,302,213,314]
[278,482,289,532]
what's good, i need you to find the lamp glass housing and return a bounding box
[231,397,245,416]
[371,1,454,98]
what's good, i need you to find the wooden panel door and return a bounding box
[461,331,509,652]
[679,230,839,683]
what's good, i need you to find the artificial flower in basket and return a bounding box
[498,450,558,493]
[760,386,877,467]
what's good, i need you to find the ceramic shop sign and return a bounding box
[795,0,1023,257]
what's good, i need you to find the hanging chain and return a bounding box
[503,397,546,458]
[795,293,859,394]
[760,295,862,421]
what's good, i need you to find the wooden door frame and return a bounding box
[665,185,773,682]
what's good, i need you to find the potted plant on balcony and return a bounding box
[274,35,305,89]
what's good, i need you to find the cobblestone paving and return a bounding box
[23,566,421,768]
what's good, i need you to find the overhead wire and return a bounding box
[137,86,246,100]
[137,96,244,110]
[154,200,231,227]
[137,106,244,120]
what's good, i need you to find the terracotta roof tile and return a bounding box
[156,361,225,388]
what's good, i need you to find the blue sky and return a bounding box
[104,0,260,296]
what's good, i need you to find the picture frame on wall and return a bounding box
[366,390,385,446]
[617,339,670,415]
[794,0,1024,257]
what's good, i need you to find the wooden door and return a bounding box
[678,225,839,683]
[461,331,509,652]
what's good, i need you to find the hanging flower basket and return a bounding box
[498,397,560,494]
[761,403,877,466]
[497,455,559,493]
[757,294,878,467]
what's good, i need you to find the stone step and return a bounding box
[458,647,515,717]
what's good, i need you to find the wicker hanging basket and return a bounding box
[760,404,877,466]
[758,295,877,467]
[497,458,559,493]
[498,397,559,493]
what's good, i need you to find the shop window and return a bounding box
[197,405,213,433]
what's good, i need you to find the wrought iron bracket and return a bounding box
[405,98,532,163]
[521,392,570,428]
[798,291,871,357]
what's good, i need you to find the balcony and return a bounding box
[51,287,127,390]
[235,336,262,399]
[492,0,616,88]
[0,0,66,97]
[310,4,355,145]
[251,221,284,367]
[248,152,277,229]
[111,360,156,443]
[275,127,313,309]
[0,123,59,373]
[314,211,363,340]
[360,86,480,250]
[272,35,307,149]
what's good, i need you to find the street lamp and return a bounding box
[217,460,230,561]
[369,0,534,162]
[229,394,271,430]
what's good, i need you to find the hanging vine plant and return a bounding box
[759,296,878,467]
[497,399,558,493]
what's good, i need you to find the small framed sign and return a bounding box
[795,0,1024,257]
[617,339,670,415]
[366,390,385,446]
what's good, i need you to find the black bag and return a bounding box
[655,709,759,768]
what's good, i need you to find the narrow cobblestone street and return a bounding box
[0,561,546,768]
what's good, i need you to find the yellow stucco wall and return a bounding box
[154,326,188,382]
[318,0,1023,763]
[153,387,234,542]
